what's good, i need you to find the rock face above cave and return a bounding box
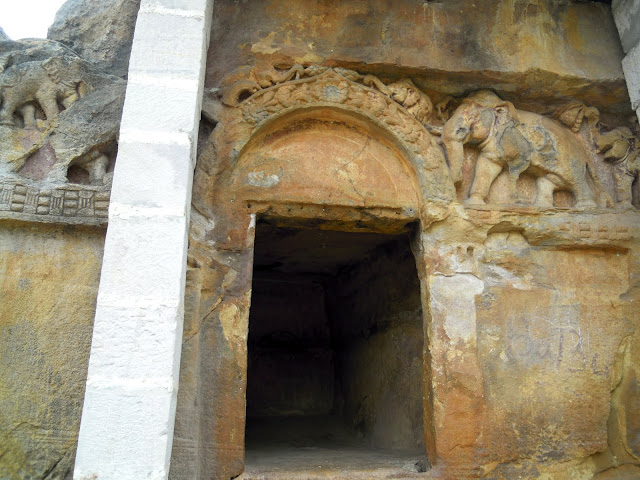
[48,0,140,78]
[207,0,629,113]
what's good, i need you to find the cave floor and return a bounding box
[239,415,430,480]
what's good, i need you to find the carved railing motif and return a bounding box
[0,178,109,224]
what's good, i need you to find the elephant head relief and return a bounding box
[441,91,518,187]
[0,56,88,128]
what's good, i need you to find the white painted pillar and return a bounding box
[613,0,640,121]
[73,1,214,479]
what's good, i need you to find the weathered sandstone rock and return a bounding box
[172,54,640,479]
[0,224,104,480]
[0,8,129,479]
[207,0,629,113]
[48,0,141,78]
[1,0,640,479]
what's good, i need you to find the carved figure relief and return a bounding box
[596,126,640,207]
[221,64,326,107]
[0,56,87,127]
[363,76,437,125]
[0,40,126,224]
[47,151,111,186]
[553,102,600,135]
[221,64,438,132]
[208,65,640,211]
[441,90,600,207]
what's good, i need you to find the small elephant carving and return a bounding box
[46,150,111,186]
[596,127,639,207]
[0,56,87,127]
[442,90,599,208]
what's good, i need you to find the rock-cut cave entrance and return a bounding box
[243,221,429,477]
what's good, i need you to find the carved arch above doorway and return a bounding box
[195,66,457,228]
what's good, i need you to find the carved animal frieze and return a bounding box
[213,66,640,212]
[552,100,639,209]
[596,126,640,207]
[0,40,125,194]
[362,75,437,125]
[222,64,328,107]
[222,64,440,132]
[554,102,600,135]
[47,151,112,186]
[0,56,88,127]
[236,68,436,157]
[0,39,125,226]
[441,90,601,208]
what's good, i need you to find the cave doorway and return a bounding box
[244,221,429,476]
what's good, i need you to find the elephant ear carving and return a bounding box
[0,64,22,88]
[466,90,519,127]
[42,57,66,85]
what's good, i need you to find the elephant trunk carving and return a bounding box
[442,113,469,185]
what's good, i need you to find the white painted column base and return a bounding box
[74,1,214,479]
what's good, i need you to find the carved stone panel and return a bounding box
[204,65,640,213]
[0,39,124,226]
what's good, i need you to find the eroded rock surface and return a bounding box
[48,0,141,78]
[207,0,628,112]
[0,5,128,479]
[0,224,104,480]
[2,1,640,479]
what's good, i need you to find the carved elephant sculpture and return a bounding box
[442,90,599,207]
[0,56,86,127]
[596,127,639,207]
